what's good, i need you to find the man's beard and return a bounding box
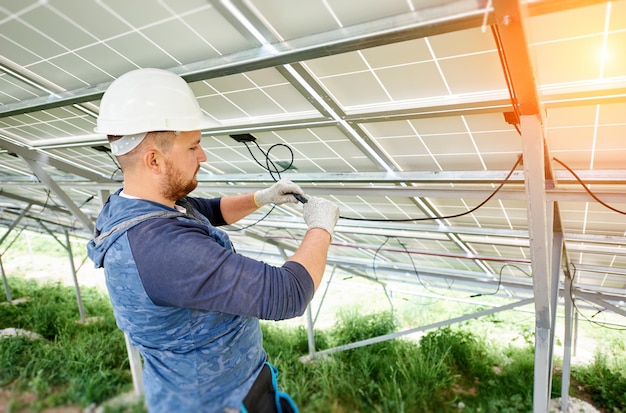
[161,158,199,201]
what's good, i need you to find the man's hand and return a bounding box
[254,179,306,207]
[303,197,340,239]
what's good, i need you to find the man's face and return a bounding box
[160,130,206,201]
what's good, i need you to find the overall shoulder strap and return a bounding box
[92,211,185,247]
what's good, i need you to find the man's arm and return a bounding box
[220,179,305,224]
[129,218,316,320]
[287,228,332,290]
[289,196,340,290]
[220,192,257,224]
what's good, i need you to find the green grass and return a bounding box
[264,311,626,412]
[0,277,132,411]
[1,276,625,412]
[263,316,535,412]
[572,353,626,412]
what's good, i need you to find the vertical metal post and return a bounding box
[0,203,32,303]
[520,113,553,413]
[125,333,145,397]
[311,265,337,326]
[276,244,317,359]
[573,311,579,358]
[0,257,12,302]
[548,227,562,399]
[304,265,338,361]
[561,276,573,412]
[65,230,86,322]
[306,305,316,358]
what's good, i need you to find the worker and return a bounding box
[86,68,340,413]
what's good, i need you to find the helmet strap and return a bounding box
[110,133,148,156]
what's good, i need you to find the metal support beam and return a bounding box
[521,114,553,413]
[0,0,490,119]
[301,298,534,361]
[125,333,144,397]
[36,222,87,321]
[234,226,626,299]
[492,0,563,409]
[189,169,626,184]
[277,63,396,172]
[8,167,623,187]
[561,275,574,412]
[0,204,32,302]
[548,228,563,404]
[0,0,609,119]
[0,257,11,303]
[0,189,69,213]
[97,189,112,209]
[305,265,338,360]
[0,203,32,246]
[22,158,94,233]
[492,2,539,115]
[575,292,626,318]
[197,182,626,203]
[0,137,109,183]
[275,241,322,361]
[65,230,86,322]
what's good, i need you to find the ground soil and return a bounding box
[0,389,82,413]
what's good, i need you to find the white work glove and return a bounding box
[254,179,305,207]
[303,197,340,239]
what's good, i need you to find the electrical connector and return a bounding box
[230,133,257,143]
[503,111,519,126]
[288,193,308,204]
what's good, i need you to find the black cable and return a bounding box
[469,269,501,298]
[104,151,123,180]
[372,236,456,298]
[42,188,51,211]
[340,154,523,222]
[78,195,95,208]
[228,140,299,230]
[244,140,295,182]
[228,147,559,305]
[371,236,388,283]
[39,188,65,223]
[110,167,123,180]
[500,263,532,278]
[0,226,26,256]
[238,140,524,224]
[553,157,626,215]
[470,263,531,298]
[396,236,455,294]
[231,205,276,232]
[568,265,626,331]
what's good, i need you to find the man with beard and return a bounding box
[87,68,340,413]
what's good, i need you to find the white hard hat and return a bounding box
[95,67,218,138]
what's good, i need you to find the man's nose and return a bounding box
[198,147,207,162]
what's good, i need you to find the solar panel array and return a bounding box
[0,0,625,306]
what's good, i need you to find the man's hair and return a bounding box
[150,131,176,152]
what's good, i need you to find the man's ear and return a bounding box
[143,149,164,174]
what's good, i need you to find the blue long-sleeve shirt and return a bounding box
[87,190,314,412]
